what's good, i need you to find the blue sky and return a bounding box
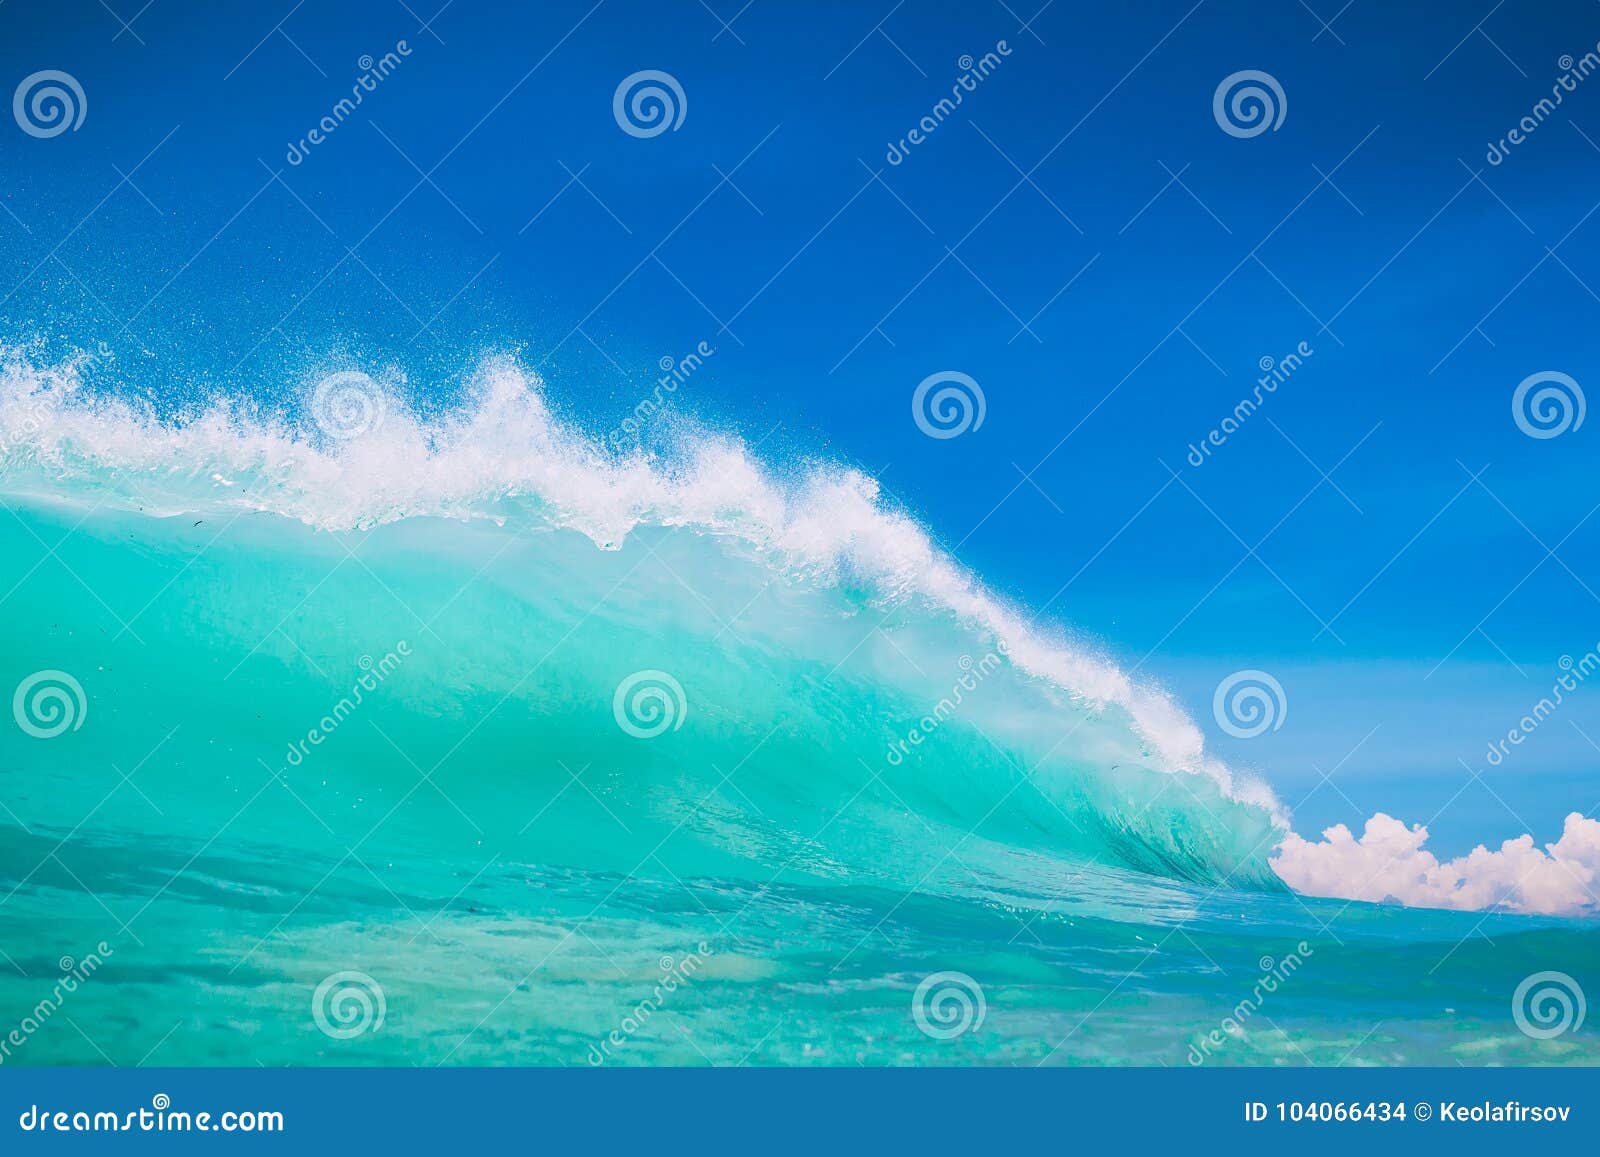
[3,0,1600,851]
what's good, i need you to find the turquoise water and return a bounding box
[1,357,1596,1065]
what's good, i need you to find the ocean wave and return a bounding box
[0,345,1296,891]
[12,346,1600,919]
[14,346,1595,915]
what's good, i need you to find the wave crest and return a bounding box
[2,347,1290,877]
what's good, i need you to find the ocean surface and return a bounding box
[1,351,1595,1066]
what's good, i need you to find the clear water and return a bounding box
[1,355,1595,1066]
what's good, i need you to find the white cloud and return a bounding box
[1272,811,1600,917]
